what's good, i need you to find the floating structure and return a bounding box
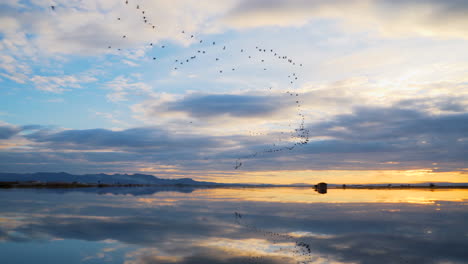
[314,182,327,194]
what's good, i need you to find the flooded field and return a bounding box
[0,187,467,264]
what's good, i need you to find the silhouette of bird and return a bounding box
[111,2,310,169]
[235,161,242,169]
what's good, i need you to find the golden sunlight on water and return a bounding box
[163,188,468,204]
[1,188,467,264]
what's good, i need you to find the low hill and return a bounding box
[0,172,219,186]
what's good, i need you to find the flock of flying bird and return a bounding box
[234,210,413,264]
[234,211,320,263]
[50,1,310,170]
[50,5,415,263]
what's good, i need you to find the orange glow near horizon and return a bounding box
[137,188,468,205]
[194,169,468,185]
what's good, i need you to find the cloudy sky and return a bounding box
[1,0,467,184]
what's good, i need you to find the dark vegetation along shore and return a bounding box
[0,172,467,190]
[0,181,160,189]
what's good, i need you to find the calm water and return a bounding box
[0,187,467,264]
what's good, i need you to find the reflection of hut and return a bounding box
[314,182,327,194]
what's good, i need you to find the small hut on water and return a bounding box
[314,182,327,194]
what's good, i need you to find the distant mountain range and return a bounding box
[0,172,466,187]
[0,172,221,186]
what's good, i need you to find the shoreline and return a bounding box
[1,182,467,190]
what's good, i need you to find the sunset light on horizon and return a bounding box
[1,0,467,184]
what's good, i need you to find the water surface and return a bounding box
[0,187,467,264]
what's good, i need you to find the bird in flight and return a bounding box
[101,0,310,170]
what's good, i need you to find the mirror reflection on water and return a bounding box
[0,187,467,264]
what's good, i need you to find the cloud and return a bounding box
[1,189,467,264]
[309,107,468,141]
[30,74,97,93]
[105,76,153,102]
[3,0,466,65]
[0,123,21,139]
[0,5,103,92]
[1,99,467,175]
[26,127,223,151]
[0,0,230,92]
[0,0,236,56]
[0,45,31,84]
[272,106,467,172]
[394,96,468,114]
[224,0,468,39]
[162,94,293,118]
[131,91,302,137]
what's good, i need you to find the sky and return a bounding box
[0,0,467,184]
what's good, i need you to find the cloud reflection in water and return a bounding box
[0,188,467,264]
